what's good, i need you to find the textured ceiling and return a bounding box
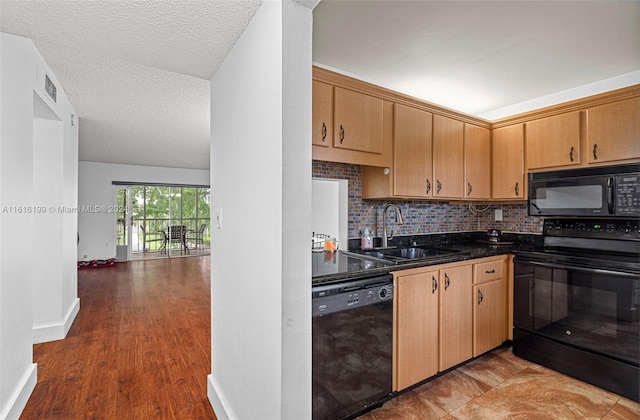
[1,1,638,170]
[314,1,640,120]
[1,0,262,169]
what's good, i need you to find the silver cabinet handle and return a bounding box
[339,125,345,144]
[321,122,327,142]
[426,179,431,194]
[436,179,442,194]
[467,182,472,196]
[432,275,438,294]
[569,146,574,162]
[478,289,484,305]
[444,273,450,290]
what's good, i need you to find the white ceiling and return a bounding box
[314,1,640,120]
[1,1,638,170]
[0,0,262,170]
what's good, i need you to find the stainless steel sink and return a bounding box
[345,245,466,265]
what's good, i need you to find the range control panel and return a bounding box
[544,218,640,240]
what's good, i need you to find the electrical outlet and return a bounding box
[495,209,503,221]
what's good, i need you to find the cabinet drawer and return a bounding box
[474,259,504,283]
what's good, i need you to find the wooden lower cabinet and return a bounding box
[393,262,473,391]
[438,265,473,371]
[473,279,506,356]
[393,269,439,391]
[394,256,509,391]
[473,256,508,357]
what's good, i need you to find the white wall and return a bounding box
[0,32,78,419]
[77,161,209,260]
[208,1,312,418]
[311,178,348,249]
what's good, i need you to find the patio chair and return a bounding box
[140,225,165,252]
[188,224,207,250]
[162,225,189,254]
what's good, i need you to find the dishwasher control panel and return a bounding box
[312,276,393,317]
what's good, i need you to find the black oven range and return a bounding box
[513,218,639,401]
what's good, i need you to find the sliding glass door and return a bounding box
[115,186,132,261]
[117,184,210,260]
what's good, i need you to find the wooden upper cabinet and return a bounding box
[394,104,433,197]
[525,111,581,170]
[333,87,384,154]
[586,96,640,164]
[464,124,491,199]
[312,81,333,147]
[312,73,393,167]
[492,124,525,199]
[433,115,464,199]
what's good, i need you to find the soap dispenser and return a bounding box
[361,228,374,250]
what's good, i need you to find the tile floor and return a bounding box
[358,346,640,420]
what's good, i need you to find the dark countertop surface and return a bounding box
[312,231,543,286]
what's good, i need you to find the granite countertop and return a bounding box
[312,231,543,286]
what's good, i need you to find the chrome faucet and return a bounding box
[381,203,404,248]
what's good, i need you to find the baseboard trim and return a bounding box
[1,363,37,420]
[207,374,235,420]
[33,298,80,344]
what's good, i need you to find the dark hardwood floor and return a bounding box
[21,256,215,419]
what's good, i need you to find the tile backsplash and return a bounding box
[312,161,543,239]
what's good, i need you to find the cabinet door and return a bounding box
[312,81,332,147]
[492,124,525,199]
[333,87,384,154]
[525,111,580,169]
[473,279,506,356]
[394,104,433,197]
[439,265,473,371]
[394,270,439,391]
[433,115,464,198]
[586,96,640,164]
[464,124,491,199]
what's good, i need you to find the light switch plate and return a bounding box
[216,207,222,229]
[494,209,503,221]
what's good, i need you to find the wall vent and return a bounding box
[45,74,57,103]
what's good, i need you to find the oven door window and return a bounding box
[518,264,639,365]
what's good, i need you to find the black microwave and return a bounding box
[528,164,640,217]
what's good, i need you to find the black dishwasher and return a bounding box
[312,274,394,420]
